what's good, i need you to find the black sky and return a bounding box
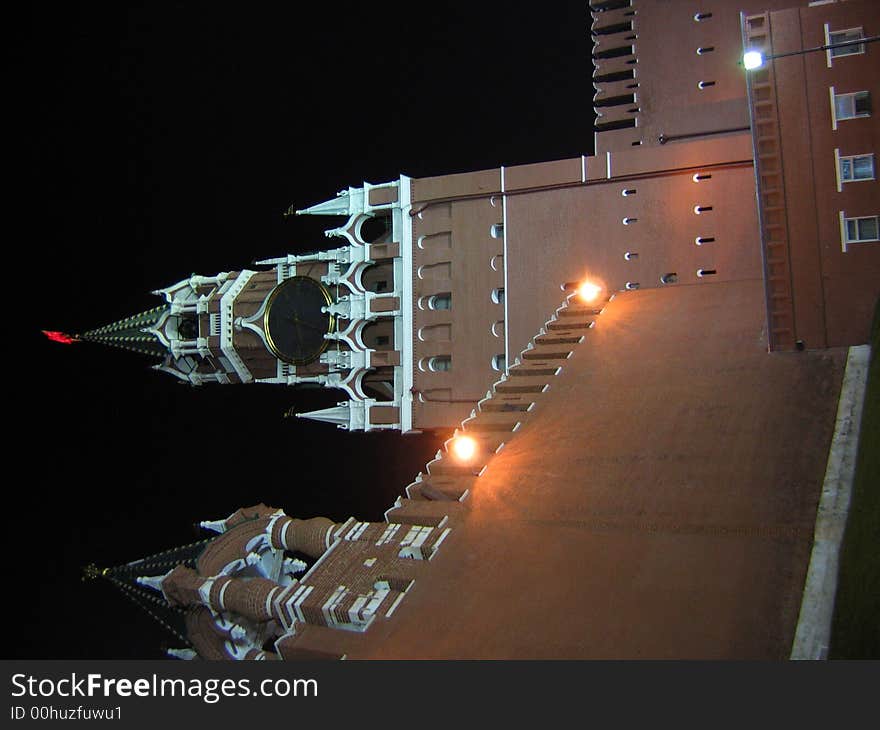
[12,2,594,659]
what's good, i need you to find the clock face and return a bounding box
[263,276,334,365]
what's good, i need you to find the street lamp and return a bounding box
[743,34,880,70]
[450,435,478,462]
[577,281,602,303]
[742,50,764,70]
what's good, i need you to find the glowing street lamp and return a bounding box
[743,34,879,70]
[577,281,602,303]
[450,435,478,462]
[742,50,764,70]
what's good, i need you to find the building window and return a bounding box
[490,223,504,239]
[843,215,879,244]
[491,287,505,305]
[428,356,452,372]
[428,293,452,310]
[829,27,865,57]
[491,354,506,371]
[835,91,871,121]
[840,154,875,183]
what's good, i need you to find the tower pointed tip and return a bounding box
[82,563,109,582]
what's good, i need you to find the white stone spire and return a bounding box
[296,402,357,429]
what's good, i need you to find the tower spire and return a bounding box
[83,536,215,652]
[85,506,335,659]
[78,305,169,358]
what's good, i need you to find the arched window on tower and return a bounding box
[428,356,452,372]
[428,293,452,310]
[177,315,198,341]
[418,324,452,342]
[491,287,505,305]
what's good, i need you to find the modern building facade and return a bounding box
[82,0,878,659]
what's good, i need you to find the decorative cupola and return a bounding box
[85,506,345,660]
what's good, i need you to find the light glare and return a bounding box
[743,51,764,70]
[578,281,602,302]
[451,435,478,462]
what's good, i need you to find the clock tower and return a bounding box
[76,176,419,433]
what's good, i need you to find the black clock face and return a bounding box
[263,276,334,365]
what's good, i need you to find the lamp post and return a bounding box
[743,34,880,69]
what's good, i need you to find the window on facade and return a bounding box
[491,354,506,371]
[490,223,504,239]
[428,293,452,310]
[177,316,198,340]
[844,216,879,243]
[428,356,452,372]
[835,91,871,120]
[830,28,865,57]
[491,287,505,305]
[840,154,875,182]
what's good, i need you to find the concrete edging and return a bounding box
[790,344,872,660]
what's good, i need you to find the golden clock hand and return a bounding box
[290,314,325,331]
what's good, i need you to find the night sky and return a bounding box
[12,2,594,659]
